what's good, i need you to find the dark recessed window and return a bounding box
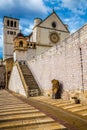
[19,41,23,47]
[27,43,29,46]
[34,43,36,48]
[11,21,13,27]
[7,31,9,34]
[30,43,32,46]
[52,22,56,28]
[14,21,16,27]
[10,31,13,35]
[7,20,9,26]
[14,32,16,35]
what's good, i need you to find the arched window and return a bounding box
[27,43,29,46]
[19,41,23,47]
[7,31,9,34]
[34,43,36,49]
[30,43,32,46]
[11,21,13,27]
[14,21,16,27]
[7,20,9,26]
[14,32,16,35]
[10,31,13,35]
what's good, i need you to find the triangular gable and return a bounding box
[35,11,69,32]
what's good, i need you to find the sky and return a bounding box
[0,0,87,58]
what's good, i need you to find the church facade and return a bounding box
[3,11,70,61]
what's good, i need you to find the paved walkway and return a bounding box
[1,90,87,130]
[28,96,87,130]
[0,90,67,130]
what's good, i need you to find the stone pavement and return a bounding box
[31,96,87,117]
[0,90,67,130]
[29,96,87,130]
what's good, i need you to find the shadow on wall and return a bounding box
[52,79,63,99]
[55,82,63,99]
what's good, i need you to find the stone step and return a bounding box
[24,75,34,77]
[22,69,31,72]
[26,81,38,85]
[0,91,67,130]
[0,97,23,100]
[67,106,87,112]
[23,73,32,75]
[0,102,27,106]
[21,67,30,71]
[62,104,82,109]
[0,97,22,101]
[0,102,30,106]
[23,74,33,76]
[44,101,72,106]
[0,109,39,116]
[0,117,67,130]
[2,123,67,130]
[76,110,87,116]
[0,104,33,110]
[0,112,46,121]
[0,116,54,128]
[19,63,41,96]
[25,79,37,82]
[33,96,87,118]
[0,99,22,102]
[0,107,36,113]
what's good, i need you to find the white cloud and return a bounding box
[21,0,49,14]
[61,0,87,14]
[0,34,3,47]
[23,23,34,35]
[0,0,14,8]
[0,19,3,47]
[64,15,85,33]
[54,6,60,10]
[0,0,50,15]
[19,18,34,35]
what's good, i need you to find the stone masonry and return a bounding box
[27,24,87,101]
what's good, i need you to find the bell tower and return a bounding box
[3,16,19,60]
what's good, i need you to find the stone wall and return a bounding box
[27,24,87,99]
[8,64,26,97]
[0,65,5,88]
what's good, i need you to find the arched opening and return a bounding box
[14,21,16,27]
[19,41,23,47]
[7,20,9,26]
[30,43,32,46]
[27,43,29,46]
[34,43,36,49]
[14,32,16,35]
[11,21,13,27]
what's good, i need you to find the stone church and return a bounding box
[3,10,70,61]
[2,11,87,104]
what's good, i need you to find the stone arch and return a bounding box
[19,41,23,47]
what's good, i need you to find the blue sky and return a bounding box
[0,0,87,58]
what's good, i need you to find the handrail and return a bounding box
[15,61,29,97]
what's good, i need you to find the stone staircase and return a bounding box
[19,62,41,97]
[32,96,87,118]
[0,90,67,130]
